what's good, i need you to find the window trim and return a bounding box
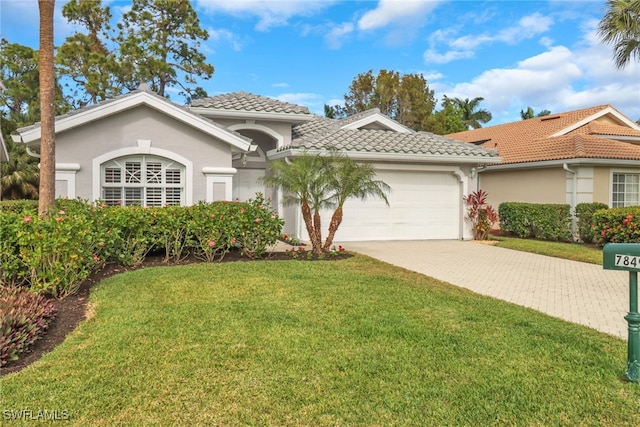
[92,145,193,205]
[610,169,640,208]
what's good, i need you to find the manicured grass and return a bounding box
[2,256,638,425]
[493,236,603,264]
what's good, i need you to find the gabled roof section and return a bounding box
[336,108,413,133]
[447,104,640,165]
[281,115,500,164]
[190,91,313,123]
[13,85,252,152]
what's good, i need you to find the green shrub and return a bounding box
[499,202,572,241]
[0,199,38,213]
[0,210,29,287]
[0,285,56,367]
[575,202,609,243]
[593,206,640,246]
[232,193,284,259]
[186,202,233,262]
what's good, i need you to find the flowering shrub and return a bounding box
[463,190,499,240]
[0,195,285,296]
[575,202,609,243]
[0,285,56,367]
[593,207,640,247]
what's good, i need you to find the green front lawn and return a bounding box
[493,236,603,264]
[1,256,638,425]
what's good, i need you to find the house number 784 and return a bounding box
[615,254,640,269]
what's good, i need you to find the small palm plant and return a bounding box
[463,189,499,240]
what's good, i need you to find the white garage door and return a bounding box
[320,169,461,241]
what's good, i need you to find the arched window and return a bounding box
[101,155,185,206]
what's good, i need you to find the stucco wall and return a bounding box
[55,105,233,203]
[478,167,567,208]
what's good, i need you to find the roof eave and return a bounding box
[484,158,640,171]
[550,106,640,137]
[191,107,315,123]
[268,148,502,165]
[15,92,252,152]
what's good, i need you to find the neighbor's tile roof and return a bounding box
[192,91,311,115]
[447,104,640,164]
[286,116,499,159]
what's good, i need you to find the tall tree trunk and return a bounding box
[312,209,323,254]
[38,0,56,217]
[301,201,322,254]
[323,206,343,251]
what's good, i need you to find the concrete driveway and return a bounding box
[345,240,630,339]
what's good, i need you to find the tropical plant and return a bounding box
[520,106,551,120]
[598,0,640,69]
[260,152,333,254]
[262,150,390,254]
[463,190,499,240]
[323,152,390,250]
[445,96,492,129]
[0,140,39,200]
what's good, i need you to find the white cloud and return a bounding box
[324,22,354,49]
[195,0,338,31]
[357,0,441,31]
[428,12,554,64]
[437,25,640,124]
[272,82,290,88]
[208,28,245,52]
[273,92,326,114]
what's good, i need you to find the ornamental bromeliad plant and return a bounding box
[463,189,499,240]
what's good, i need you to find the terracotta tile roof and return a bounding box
[447,104,640,164]
[192,91,311,115]
[287,116,499,159]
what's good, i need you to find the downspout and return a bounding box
[284,156,303,241]
[563,163,577,240]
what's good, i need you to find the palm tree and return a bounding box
[1,140,39,199]
[323,154,390,251]
[446,96,492,129]
[38,0,56,217]
[261,152,334,254]
[598,0,640,69]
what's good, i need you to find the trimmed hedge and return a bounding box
[575,202,609,243]
[499,202,572,241]
[0,195,284,298]
[593,206,640,246]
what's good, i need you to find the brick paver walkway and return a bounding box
[346,240,630,338]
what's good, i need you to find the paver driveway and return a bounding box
[346,240,630,338]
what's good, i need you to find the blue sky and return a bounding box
[1,0,639,125]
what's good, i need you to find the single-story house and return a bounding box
[448,105,640,219]
[12,85,501,241]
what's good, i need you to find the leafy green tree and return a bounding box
[260,152,333,254]
[445,96,492,129]
[324,104,346,119]
[520,106,552,120]
[323,152,390,250]
[598,0,640,69]
[261,150,390,254]
[426,97,467,134]
[0,40,42,124]
[342,70,436,131]
[38,0,56,216]
[1,139,39,199]
[56,0,121,106]
[116,0,214,97]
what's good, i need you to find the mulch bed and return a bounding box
[2,249,348,377]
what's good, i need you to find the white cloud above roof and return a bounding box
[194,0,338,31]
[357,0,442,31]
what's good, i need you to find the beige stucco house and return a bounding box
[13,85,501,241]
[448,105,640,219]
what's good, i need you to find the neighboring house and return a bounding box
[12,85,500,241]
[448,105,640,222]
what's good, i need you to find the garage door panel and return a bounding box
[318,169,460,242]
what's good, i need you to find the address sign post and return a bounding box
[603,243,640,382]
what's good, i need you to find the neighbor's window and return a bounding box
[102,155,184,206]
[612,173,640,208]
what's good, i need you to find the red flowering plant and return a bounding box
[594,207,640,246]
[463,190,499,240]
